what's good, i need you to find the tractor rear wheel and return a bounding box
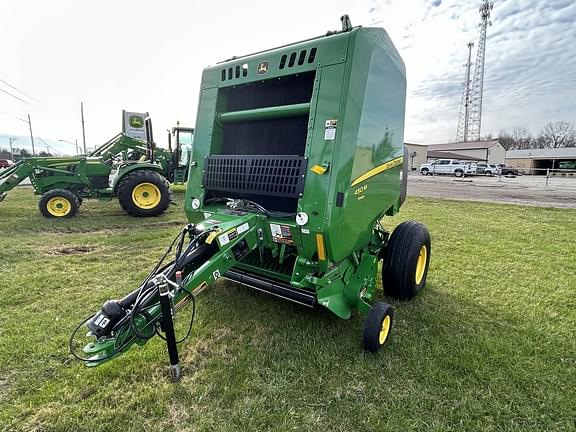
[117,170,171,217]
[382,221,431,300]
[39,189,80,218]
[362,302,394,353]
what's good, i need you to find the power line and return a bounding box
[37,137,62,154]
[0,78,40,103]
[0,87,31,105]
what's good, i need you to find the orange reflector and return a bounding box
[316,233,326,261]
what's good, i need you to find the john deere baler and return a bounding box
[72,17,431,379]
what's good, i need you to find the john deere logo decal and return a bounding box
[129,115,144,128]
[257,61,269,75]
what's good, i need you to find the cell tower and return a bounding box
[456,0,494,142]
[456,42,475,143]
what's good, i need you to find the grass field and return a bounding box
[0,186,575,431]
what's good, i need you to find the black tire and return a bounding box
[454,169,464,177]
[485,170,492,176]
[362,302,394,353]
[117,170,171,217]
[382,221,431,300]
[420,168,429,176]
[38,189,80,219]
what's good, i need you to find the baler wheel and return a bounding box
[39,189,80,218]
[117,170,172,217]
[382,221,431,300]
[362,302,394,353]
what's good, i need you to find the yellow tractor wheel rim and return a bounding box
[379,315,391,345]
[46,197,72,217]
[415,245,428,285]
[132,183,161,209]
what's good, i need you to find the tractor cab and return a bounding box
[169,125,195,184]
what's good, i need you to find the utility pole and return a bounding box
[58,138,79,155]
[9,137,18,159]
[81,101,87,154]
[28,113,36,155]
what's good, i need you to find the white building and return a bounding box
[404,142,428,170]
[426,140,506,164]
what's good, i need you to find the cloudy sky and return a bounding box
[1,0,575,154]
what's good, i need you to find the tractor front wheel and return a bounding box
[362,302,394,353]
[117,170,171,217]
[39,189,80,218]
[382,221,431,300]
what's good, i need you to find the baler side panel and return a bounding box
[185,85,220,221]
[326,29,407,262]
[299,64,347,262]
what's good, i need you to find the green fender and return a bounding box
[111,163,166,192]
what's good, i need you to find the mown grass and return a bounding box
[0,186,575,431]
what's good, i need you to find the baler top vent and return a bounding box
[279,47,317,69]
[221,64,249,82]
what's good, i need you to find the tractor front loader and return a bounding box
[0,120,194,218]
[71,16,431,379]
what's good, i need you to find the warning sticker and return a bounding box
[237,222,249,235]
[227,228,238,242]
[324,119,337,140]
[270,223,294,245]
[218,228,237,247]
[218,233,230,246]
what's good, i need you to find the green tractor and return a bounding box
[0,119,194,218]
[72,16,431,379]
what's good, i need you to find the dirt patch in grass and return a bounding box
[51,246,97,255]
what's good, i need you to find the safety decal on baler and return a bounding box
[218,228,237,247]
[324,119,338,140]
[270,224,294,245]
[237,222,250,235]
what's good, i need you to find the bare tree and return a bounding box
[498,130,514,150]
[540,121,576,148]
[512,128,533,150]
[498,128,534,150]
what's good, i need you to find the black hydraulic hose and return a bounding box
[128,230,212,339]
[71,225,210,362]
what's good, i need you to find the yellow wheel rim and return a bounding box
[415,245,428,285]
[46,197,72,217]
[132,183,161,209]
[379,315,391,345]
